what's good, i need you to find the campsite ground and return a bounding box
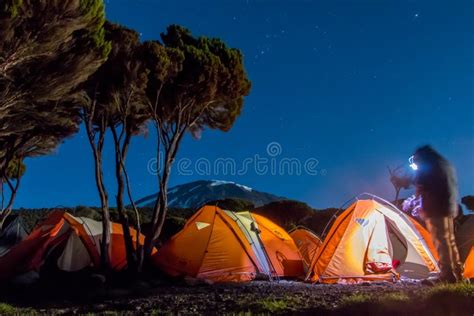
[2,280,473,315]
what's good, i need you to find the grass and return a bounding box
[424,281,474,298]
[338,283,474,315]
[0,303,16,315]
[339,293,373,306]
[257,299,289,313]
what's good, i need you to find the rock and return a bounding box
[184,276,213,286]
[90,273,107,286]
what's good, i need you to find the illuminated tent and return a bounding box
[0,211,152,280]
[464,246,474,280]
[289,227,322,270]
[307,199,440,284]
[153,205,304,282]
[0,215,27,257]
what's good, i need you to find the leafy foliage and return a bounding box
[146,24,251,134]
[206,198,255,212]
[0,303,16,315]
[81,21,148,135]
[0,0,110,213]
[4,157,25,180]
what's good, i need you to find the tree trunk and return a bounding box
[0,209,9,232]
[144,129,182,257]
[0,173,21,232]
[89,129,112,271]
[111,128,137,273]
[122,163,143,272]
[83,103,111,271]
[94,150,111,270]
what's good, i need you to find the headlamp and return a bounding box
[409,156,418,171]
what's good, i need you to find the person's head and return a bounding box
[411,145,447,171]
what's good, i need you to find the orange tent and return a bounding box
[464,246,474,280]
[153,205,304,282]
[0,211,152,280]
[307,199,439,284]
[250,213,304,278]
[289,227,322,270]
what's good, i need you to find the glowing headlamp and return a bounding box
[409,156,418,171]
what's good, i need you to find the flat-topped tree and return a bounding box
[79,22,149,272]
[0,0,110,231]
[143,25,251,255]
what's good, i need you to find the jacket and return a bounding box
[415,160,459,218]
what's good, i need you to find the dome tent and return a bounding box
[289,227,322,270]
[0,214,27,257]
[153,205,304,282]
[0,211,152,280]
[307,198,439,284]
[249,213,304,277]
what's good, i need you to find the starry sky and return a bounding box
[15,0,474,209]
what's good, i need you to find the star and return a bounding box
[414,13,419,18]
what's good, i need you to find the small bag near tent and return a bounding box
[0,211,153,281]
[307,199,440,284]
[152,205,304,282]
[464,246,474,280]
[0,214,27,257]
[289,227,322,271]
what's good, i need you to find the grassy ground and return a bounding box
[0,281,472,315]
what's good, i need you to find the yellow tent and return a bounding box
[153,205,304,282]
[307,199,439,284]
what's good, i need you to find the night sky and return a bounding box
[15,0,474,209]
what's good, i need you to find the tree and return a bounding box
[387,165,413,206]
[79,22,148,272]
[0,157,25,230]
[0,0,110,230]
[461,196,474,212]
[143,25,251,255]
[253,200,314,231]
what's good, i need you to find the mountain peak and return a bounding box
[135,180,284,209]
[209,180,253,192]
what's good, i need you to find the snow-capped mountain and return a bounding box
[135,180,285,209]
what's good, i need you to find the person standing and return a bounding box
[410,145,463,283]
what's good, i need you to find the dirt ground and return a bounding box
[3,279,473,315]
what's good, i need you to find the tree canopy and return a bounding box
[146,25,251,135]
[0,0,110,228]
[0,0,110,175]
